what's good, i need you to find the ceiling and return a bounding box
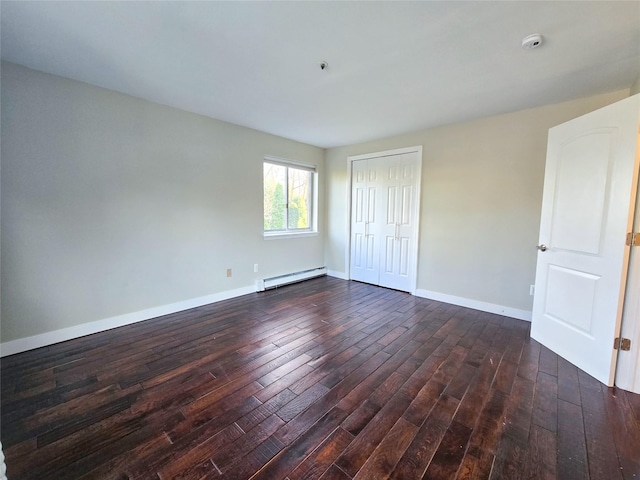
[2,1,639,148]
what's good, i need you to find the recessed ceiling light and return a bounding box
[522,33,543,50]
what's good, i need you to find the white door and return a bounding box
[379,153,420,291]
[531,94,640,386]
[349,148,422,293]
[350,158,381,285]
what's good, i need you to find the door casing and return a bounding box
[616,127,640,394]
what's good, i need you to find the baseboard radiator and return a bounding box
[256,267,327,292]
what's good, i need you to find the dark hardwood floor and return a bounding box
[1,276,639,479]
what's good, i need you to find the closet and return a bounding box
[349,148,421,292]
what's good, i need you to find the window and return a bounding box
[263,156,316,235]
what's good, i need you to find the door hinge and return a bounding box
[614,337,631,351]
[626,232,640,246]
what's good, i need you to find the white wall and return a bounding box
[325,90,629,314]
[1,62,325,345]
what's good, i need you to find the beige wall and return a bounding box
[630,73,640,96]
[1,62,325,342]
[325,89,629,312]
[2,59,634,345]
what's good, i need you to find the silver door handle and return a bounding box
[537,244,547,252]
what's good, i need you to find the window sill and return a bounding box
[263,231,318,240]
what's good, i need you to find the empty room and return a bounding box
[1,1,640,479]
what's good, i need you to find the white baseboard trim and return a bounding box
[327,270,349,280]
[414,289,532,322]
[0,285,256,357]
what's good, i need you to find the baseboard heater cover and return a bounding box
[257,267,327,291]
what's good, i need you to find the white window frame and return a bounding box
[263,155,318,239]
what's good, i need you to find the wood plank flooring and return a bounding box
[1,276,639,479]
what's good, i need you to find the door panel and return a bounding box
[531,94,640,386]
[353,233,364,268]
[354,188,364,223]
[399,237,410,276]
[400,185,412,225]
[366,235,376,270]
[387,164,398,181]
[386,186,397,224]
[367,187,377,224]
[550,130,612,254]
[544,265,599,334]
[384,236,395,273]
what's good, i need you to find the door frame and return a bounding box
[345,146,423,294]
[617,235,640,393]
[616,130,640,393]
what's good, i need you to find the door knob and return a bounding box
[537,244,547,252]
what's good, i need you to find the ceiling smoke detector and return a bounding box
[522,34,543,50]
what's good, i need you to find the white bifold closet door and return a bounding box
[350,151,420,292]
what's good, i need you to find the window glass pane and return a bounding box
[288,167,311,229]
[264,163,287,231]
